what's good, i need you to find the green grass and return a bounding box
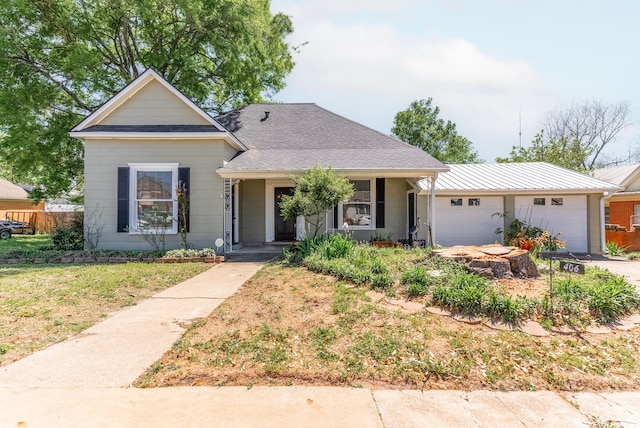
[0,234,53,257]
[0,262,212,365]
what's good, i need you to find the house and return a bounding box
[71,70,449,251]
[417,162,623,253]
[594,163,640,251]
[0,178,44,222]
[594,163,640,230]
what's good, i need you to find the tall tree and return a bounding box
[391,98,481,164]
[0,0,295,200]
[543,99,630,170]
[496,131,591,172]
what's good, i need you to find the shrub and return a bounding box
[605,241,628,256]
[432,273,489,315]
[51,214,84,251]
[402,265,435,297]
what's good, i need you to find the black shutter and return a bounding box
[333,205,338,228]
[178,167,190,233]
[117,167,129,232]
[376,178,385,229]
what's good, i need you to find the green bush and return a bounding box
[402,265,435,297]
[432,273,489,315]
[51,215,84,251]
[605,241,628,256]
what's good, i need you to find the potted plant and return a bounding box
[370,231,395,247]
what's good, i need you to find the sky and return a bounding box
[268,0,640,163]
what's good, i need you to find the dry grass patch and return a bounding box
[0,262,212,365]
[136,262,640,391]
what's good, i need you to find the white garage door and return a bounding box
[436,196,504,247]
[514,195,587,252]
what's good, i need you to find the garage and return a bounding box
[419,162,623,254]
[436,196,503,247]
[514,195,587,252]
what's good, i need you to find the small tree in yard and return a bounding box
[280,166,354,237]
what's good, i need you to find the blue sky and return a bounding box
[268,0,639,163]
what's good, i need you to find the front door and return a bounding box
[275,187,296,241]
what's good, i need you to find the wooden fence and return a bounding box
[1,210,80,234]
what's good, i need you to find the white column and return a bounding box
[430,173,438,246]
[223,178,233,253]
[233,181,240,244]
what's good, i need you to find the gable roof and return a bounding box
[69,69,246,151]
[215,103,448,178]
[418,162,623,195]
[72,69,225,131]
[593,163,640,188]
[0,178,30,200]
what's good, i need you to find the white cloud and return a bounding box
[271,3,556,161]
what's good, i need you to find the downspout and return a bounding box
[430,172,438,246]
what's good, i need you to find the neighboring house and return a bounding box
[71,70,449,251]
[417,163,623,253]
[594,163,640,231]
[0,178,44,220]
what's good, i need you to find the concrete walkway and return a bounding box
[588,255,640,290]
[1,259,639,427]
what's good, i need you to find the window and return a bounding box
[534,198,545,206]
[468,198,480,206]
[551,198,563,206]
[129,163,178,234]
[340,180,374,229]
[451,198,462,206]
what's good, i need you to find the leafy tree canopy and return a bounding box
[0,0,295,200]
[280,166,354,237]
[391,98,482,164]
[496,131,592,173]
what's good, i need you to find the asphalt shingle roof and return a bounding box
[215,103,447,174]
[0,178,29,200]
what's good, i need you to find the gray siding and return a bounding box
[239,180,266,243]
[101,81,210,126]
[84,139,232,250]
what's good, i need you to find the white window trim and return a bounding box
[338,178,375,231]
[128,163,179,234]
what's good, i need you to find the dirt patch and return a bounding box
[137,263,640,392]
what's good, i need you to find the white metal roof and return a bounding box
[593,163,640,187]
[418,162,623,195]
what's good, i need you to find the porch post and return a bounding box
[430,173,438,245]
[223,178,233,253]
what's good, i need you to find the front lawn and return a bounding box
[136,260,640,391]
[0,234,52,257]
[0,262,212,365]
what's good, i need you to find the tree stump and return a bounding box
[432,244,539,279]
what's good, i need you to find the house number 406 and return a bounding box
[560,261,585,275]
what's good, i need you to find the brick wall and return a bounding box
[605,229,640,252]
[609,200,640,230]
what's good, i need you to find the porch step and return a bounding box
[225,252,282,263]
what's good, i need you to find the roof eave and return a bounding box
[421,187,623,196]
[70,131,247,151]
[217,167,449,179]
